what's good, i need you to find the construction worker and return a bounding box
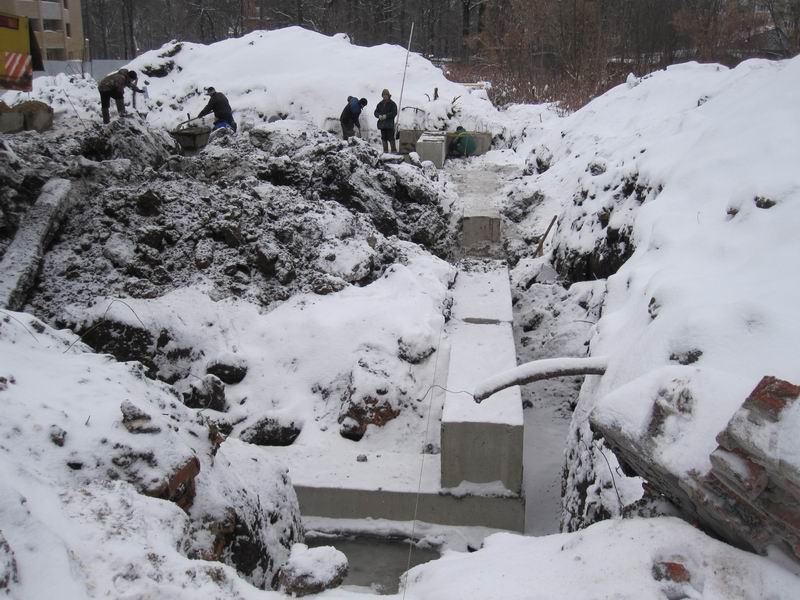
[98,68,144,124]
[340,96,367,140]
[197,87,237,133]
[449,126,477,158]
[374,89,398,153]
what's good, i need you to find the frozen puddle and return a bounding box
[306,536,439,594]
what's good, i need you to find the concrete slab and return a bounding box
[451,263,513,324]
[416,132,447,169]
[295,485,524,532]
[442,321,522,426]
[270,446,441,493]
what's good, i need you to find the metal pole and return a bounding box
[395,21,414,136]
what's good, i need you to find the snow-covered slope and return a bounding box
[501,56,800,531]
[0,311,303,596]
[405,517,799,599]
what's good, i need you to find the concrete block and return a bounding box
[0,112,24,134]
[398,129,424,153]
[441,420,523,493]
[0,179,73,310]
[23,109,54,132]
[416,132,447,169]
[462,192,502,247]
[441,321,523,493]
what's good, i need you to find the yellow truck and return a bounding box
[0,10,44,91]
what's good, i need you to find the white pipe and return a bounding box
[473,356,608,403]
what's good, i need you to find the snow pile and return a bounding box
[500,57,800,529]
[65,252,451,455]
[4,28,501,135]
[2,118,456,321]
[278,543,348,596]
[404,517,799,599]
[0,311,302,594]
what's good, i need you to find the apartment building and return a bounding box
[0,0,83,60]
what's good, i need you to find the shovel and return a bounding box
[175,113,203,129]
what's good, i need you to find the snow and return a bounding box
[282,543,348,585]
[576,58,800,476]
[404,517,800,599]
[449,264,513,324]
[0,311,303,597]
[474,356,608,402]
[62,254,452,492]
[441,321,522,426]
[3,25,800,599]
[4,28,506,137]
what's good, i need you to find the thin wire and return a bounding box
[401,265,452,599]
[0,310,43,345]
[63,298,148,353]
[61,87,90,130]
[579,438,623,509]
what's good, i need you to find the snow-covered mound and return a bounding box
[502,57,800,533]
[4,28,500,134]
[2,118,455,321]
[63,253,451,454]
[405,517,798,599]
[131,27,497,132]
[0,311,302,594]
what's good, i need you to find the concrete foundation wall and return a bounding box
[441,421,523,493]
[398,129,493,158]
[462,215,501,246]
[295,485,524,532]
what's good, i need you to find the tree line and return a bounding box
[82,0,800,108]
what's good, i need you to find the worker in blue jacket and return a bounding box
[340,96,368,140]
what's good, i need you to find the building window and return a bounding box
[43,19,63,31]
[66,23,71,37]
[63,0,69,8]
[29,18,41,31]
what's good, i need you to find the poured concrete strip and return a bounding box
[441,320,524,493]
[450,263,513,324]
[295,485,524,532]
[0,178,73,310]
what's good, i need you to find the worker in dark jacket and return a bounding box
[340,96,368,140]
[197,87,237,133]
[449,126,477,158]
[98,68,144,124]
[374,89,398,153]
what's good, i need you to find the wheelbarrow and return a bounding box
[169,114,211,151]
